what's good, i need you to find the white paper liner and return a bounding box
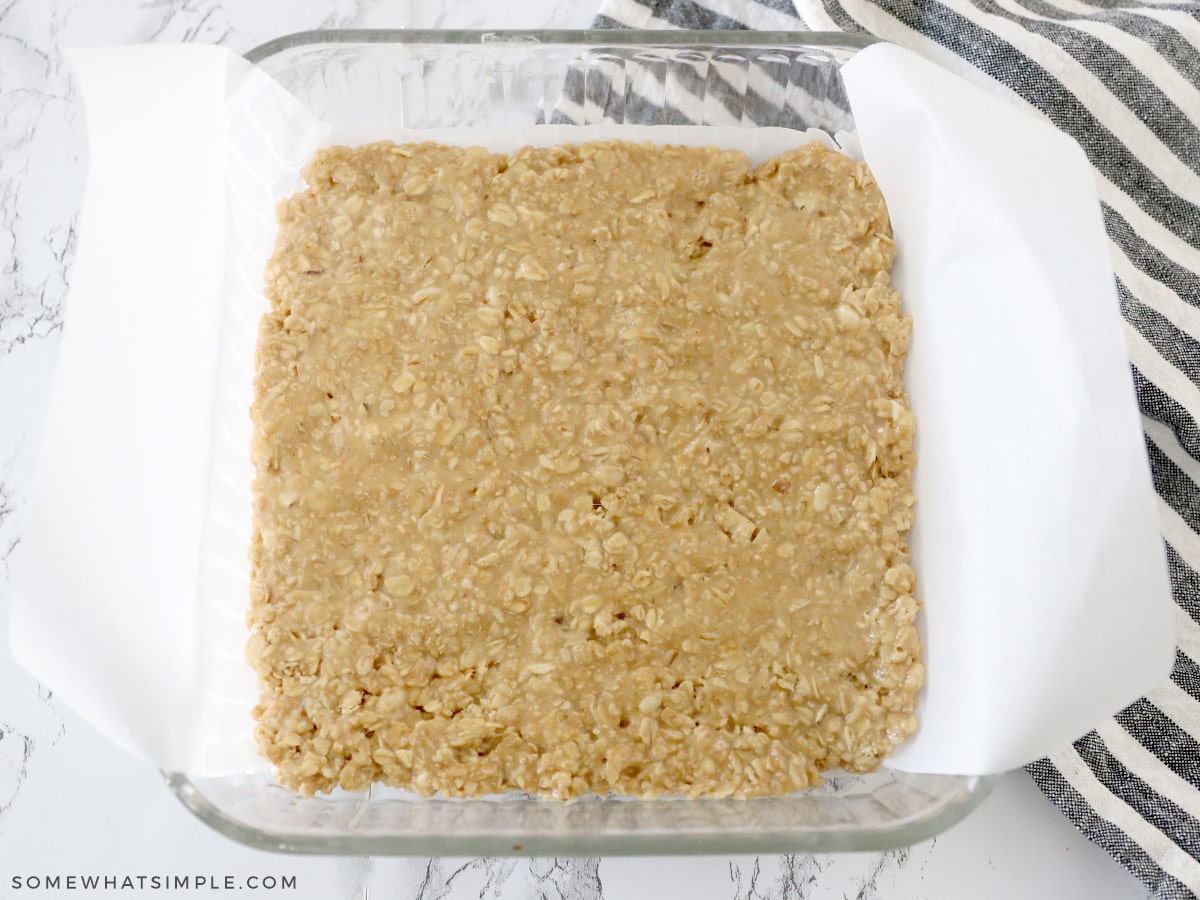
[10,42,1174,778]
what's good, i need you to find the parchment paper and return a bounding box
[9,42,1175,778]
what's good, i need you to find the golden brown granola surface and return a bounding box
[249,140,921,798]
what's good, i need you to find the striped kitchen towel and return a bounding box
[587,0,1200,896]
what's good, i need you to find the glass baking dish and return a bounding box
[166,28,996,855]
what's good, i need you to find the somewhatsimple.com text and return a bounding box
[10,874,298,891]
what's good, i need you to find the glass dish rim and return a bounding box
[243,28,879,66]
[179,27,994,857]
[164,771,1000,856]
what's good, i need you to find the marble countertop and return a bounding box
[0,0,1150,896]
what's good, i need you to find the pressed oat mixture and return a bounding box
[249,140,921,799]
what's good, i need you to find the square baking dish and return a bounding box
[167,28,996,855]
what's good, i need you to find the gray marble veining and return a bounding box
[0,4,79,834]
[414,858,603,900]
[0,461,18,574]
[137,0,241,46]
[0,685,61,830]
[0,0,80,356]
[730,855,824,899]
[0,721,34,816]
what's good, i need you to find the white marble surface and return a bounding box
[0,0,1150,896]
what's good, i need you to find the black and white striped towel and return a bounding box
[587,0,1200,896]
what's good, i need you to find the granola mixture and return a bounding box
[248,140,921,799]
